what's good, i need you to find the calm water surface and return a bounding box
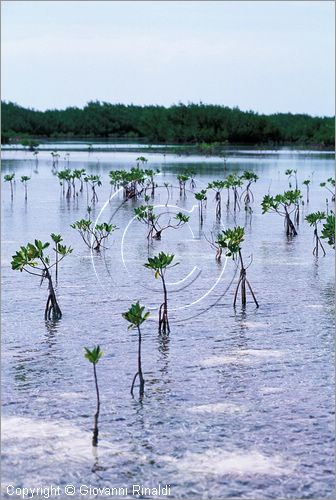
[1,148,335,499]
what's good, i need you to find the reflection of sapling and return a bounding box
[122,302,150,397]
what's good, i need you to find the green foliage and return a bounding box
[305,212,326,226]
[136,156,148,165]
[144,252,177,278]
[240,171,258,183]
[177,174,189,183]
[84,345,103,364]
[321,214,335,247]
[71,219,117,249]
[11,237,72,272]
[84,174,102,187]
[208,180,226,191]
[4,173,15,182]
[224,173,242,189]
[216,226,245,258]
[302,179,311,186]
[175,212,190,224]
[2,101,334,146]
[134,204,156,223]
[20,175,30,183]
[194,189,207,201]
[122,301,150,329]
[57,169,72,184]
[261,190,302,214]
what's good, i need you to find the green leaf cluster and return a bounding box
[216,226,245,257]
[122,301,150,329]
[84,345,103,364]
[321,214,335,248]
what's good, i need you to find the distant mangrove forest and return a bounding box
[1,101,334,147]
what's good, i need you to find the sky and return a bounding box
[1,1,335,116]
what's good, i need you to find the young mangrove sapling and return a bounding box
[11,236,72,319]
[84,345,103,446]
[4,173,15,200]
[217,226,259,308]
[305,212,326,257]
[321,214,335,248]
[302,179,311,203]
[20,176,30,200]
[71,219,117,251]
[207,180,225,220]
[261,190,302,237]
[144,252,178,334]
[240,171,258,207]
[122,302,150,397]
[195,190,207,225]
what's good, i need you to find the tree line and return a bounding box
[1,100,334,146]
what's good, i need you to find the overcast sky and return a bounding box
[1,1,334,116]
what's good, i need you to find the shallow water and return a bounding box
[1,148,335,499]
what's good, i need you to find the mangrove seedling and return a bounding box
[302,179,311,203]
[84,345,103,446]
[164,182,170,206]
[208,180,225,220]
[261,190,302,237]
[20,176,30,200]
[144,252,178,334]
[186,168,197,189]
[321,214,335,248]
[84,175,102,203]
[195,190,207,225]
[204,231,223,262]
[73,168,86,194]
[136,156,148,167]
[51,233,63,281]
[11,236,72,319]
[122,302,150,397]
[57,169,72,197]
[4,173,15,199]
[305,212,326,257]
[320,178,335,202]
[285,169,298,189]
[71,219,117,251]
[217,226,259,308]
[240,171,258,206]
[177,174,190,196]
[144,167,160,197]
[135,206,189,241]
[225,174,242,212]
